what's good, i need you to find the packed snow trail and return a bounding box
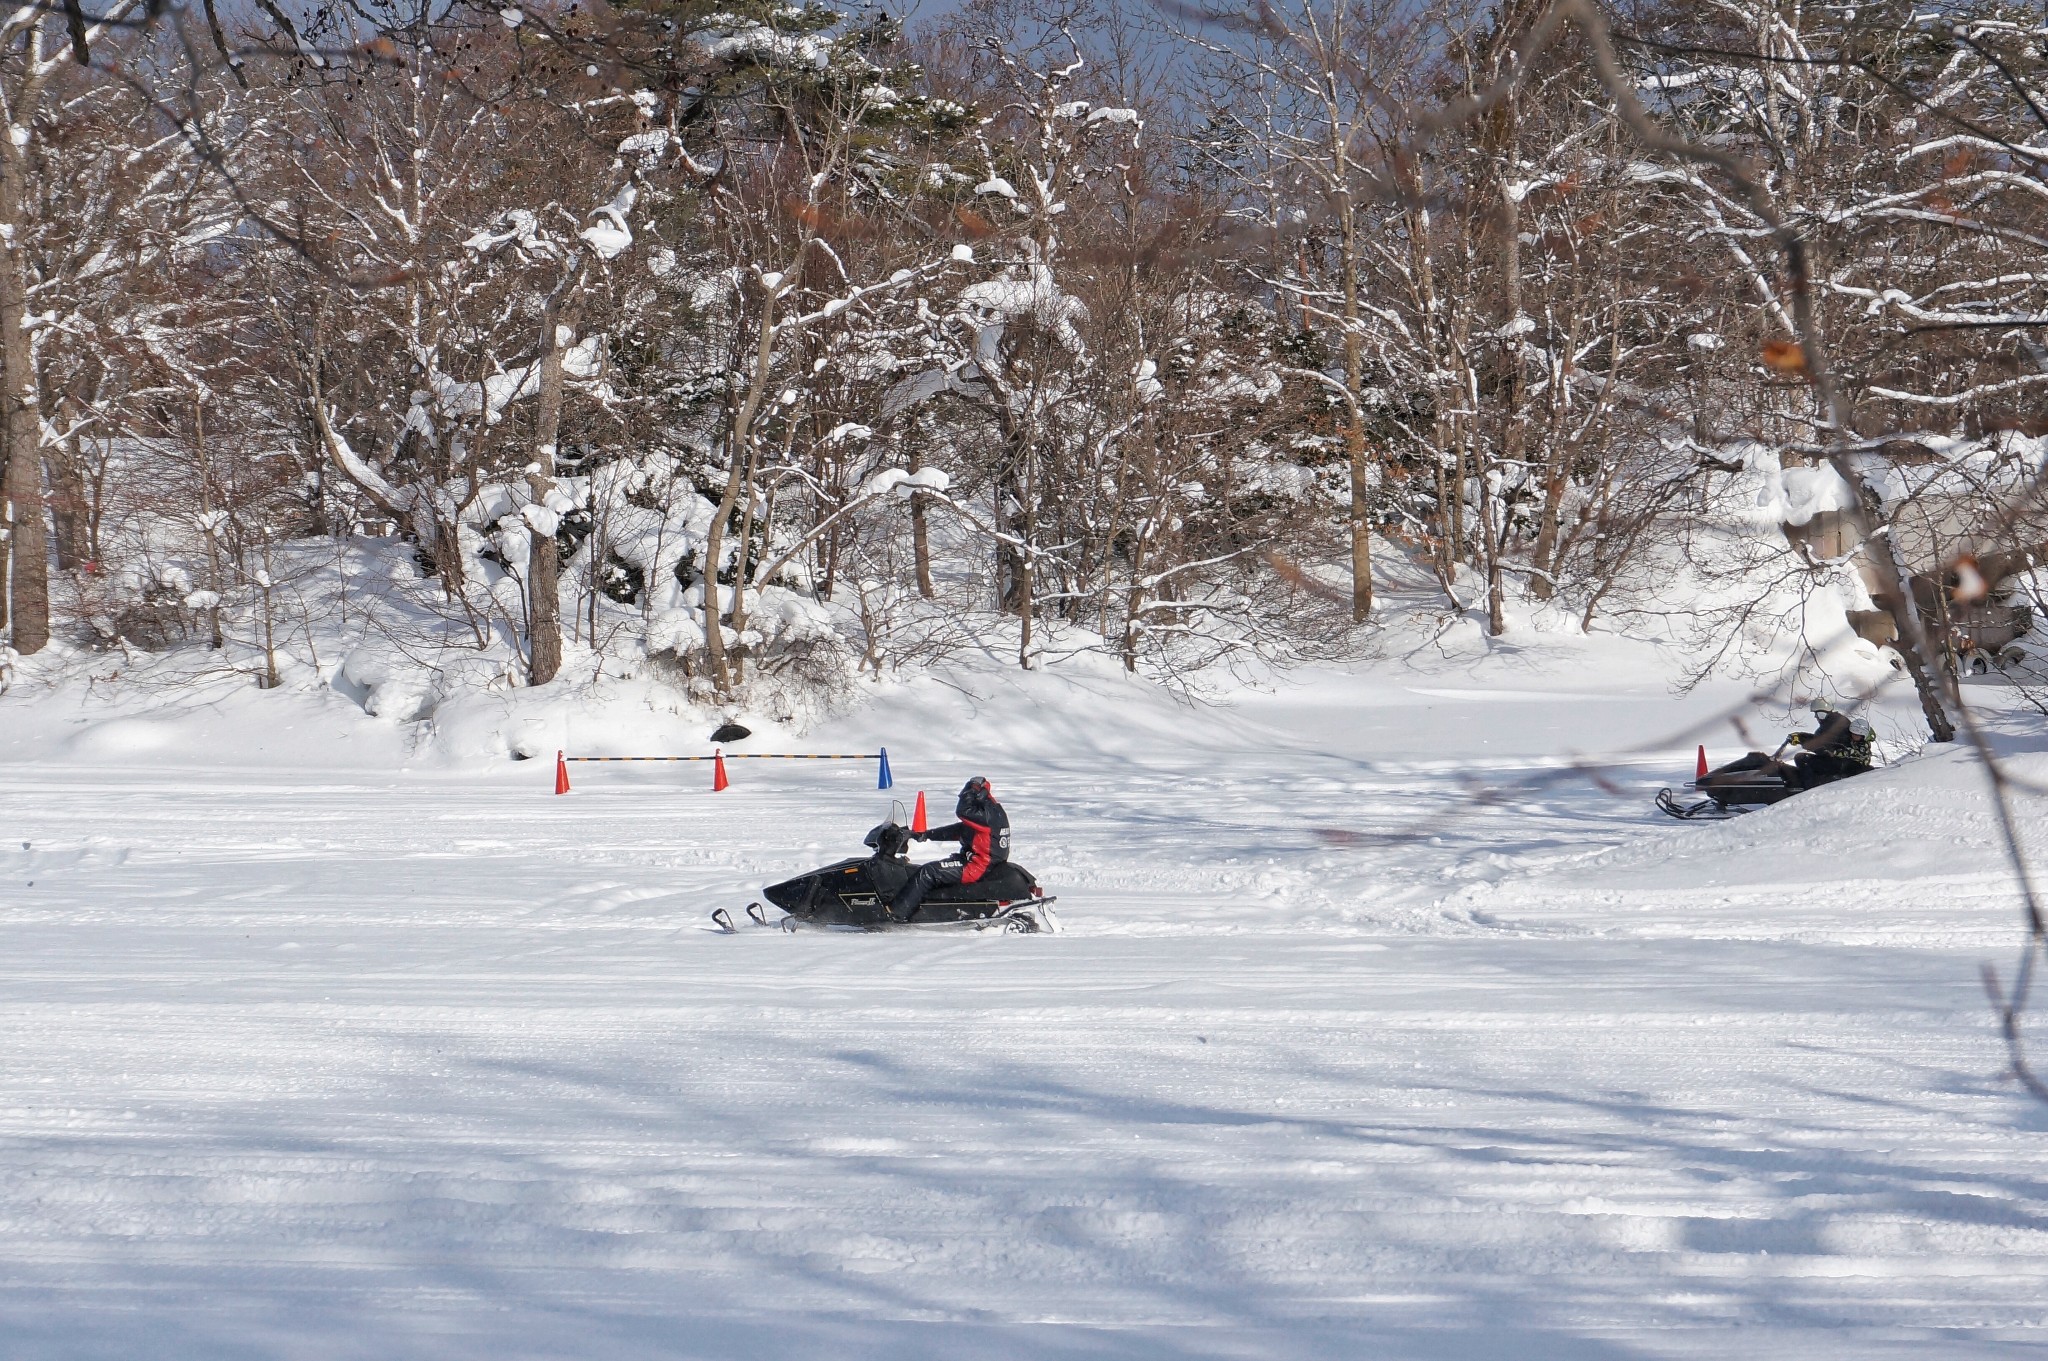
[2,658,2047,1358]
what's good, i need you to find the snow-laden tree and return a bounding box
[554,0,979,698]
[1178,0,1722,641]
[0,0,149,655]
[1180,0,1418,625]
[1619,0,2048,737]
[224,11,664,680]
[24,0,2048,748]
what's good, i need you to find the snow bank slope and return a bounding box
[1460,739,2048,949]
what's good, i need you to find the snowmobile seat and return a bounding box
[946,860,1036,904]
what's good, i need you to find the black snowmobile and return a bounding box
[1656,715,1874,821]
[714,819,1059,933]
[1656,768,1804,820]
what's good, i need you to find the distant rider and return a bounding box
[889,776,1009,923]
[1786,699,1874,786]
[1701,698,1873,791]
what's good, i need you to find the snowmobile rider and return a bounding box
[1701,698,1873,791]
[1785,699,1874,785]
[888,776,1010,923]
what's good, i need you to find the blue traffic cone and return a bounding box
[877,747,893,790]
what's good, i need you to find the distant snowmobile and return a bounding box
[1658,701,1875,821]
[713,818,1059,933]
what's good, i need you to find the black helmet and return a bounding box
[957,776,992,817]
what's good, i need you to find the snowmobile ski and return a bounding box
[1655,787,1748,821]
[711,902,776,933]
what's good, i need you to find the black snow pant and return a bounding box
[1703,751,1795,787]
[1793,752,1869,788]
[891,859,966,922]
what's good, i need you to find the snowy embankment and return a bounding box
[2,627,2046,1359]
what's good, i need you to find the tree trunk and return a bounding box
[1400,166,1460,606]
[195,401,224,649]
[1450,415,1467,575]
[814,423,840,602]
[1336,129,1373,623]
[46,437,88,572]
[256,550,280,689]
[728,441,762,687]
[1488,175,1524,637]
[702,270,788,696]
[819,518,840,602]
[1528,466,1566,602]
[418,426,468,600]
[0,444,9,637]
[700,450,745,692]
[1478,454,1507,637]
[1876,585,1956,743]
[1846,477,1956,743]
[525,293,583,688]
[0,139,49,655]
[1016,458,1035,670]
[524,495,562,687]
[996,444,1029,616]
[1345,410,1373,624]
[909,442,934,599]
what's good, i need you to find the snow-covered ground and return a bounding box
[3,630,2046,1359]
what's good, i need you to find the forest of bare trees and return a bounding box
[3,0,2047,743]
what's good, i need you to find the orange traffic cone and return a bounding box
[1695,745,1709,780]
[555,751,571,795]
[713,749,730,792]
[911,790,927,833]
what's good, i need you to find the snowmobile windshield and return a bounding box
[864,822,912,857]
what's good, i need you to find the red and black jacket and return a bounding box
[922,798,1010,884]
